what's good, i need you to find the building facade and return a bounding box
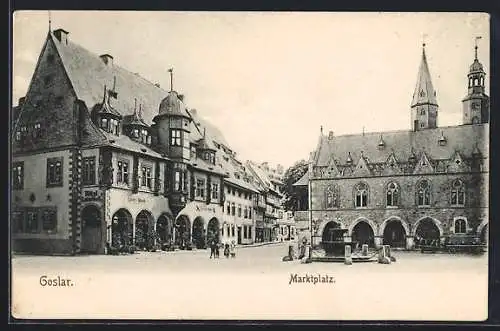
[294,43,489,250]
[11,28,271,255]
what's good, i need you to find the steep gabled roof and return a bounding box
[411,45,438,107]
[293,170,310,186]
[314,124,489,167]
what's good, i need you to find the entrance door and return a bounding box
[81,205,102,254]
[237,226,242,244]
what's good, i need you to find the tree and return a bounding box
[282,159,309,211]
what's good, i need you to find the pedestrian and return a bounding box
[230,241,236,258]
[215,242,220,258]
[224,243,230,258]
[209,240,215,259]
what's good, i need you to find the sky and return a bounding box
[12,11,490,169]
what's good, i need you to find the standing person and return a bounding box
[209,239,215,259]
[215,241,220,258]
[224,243,230,258]
[230,241,236,258]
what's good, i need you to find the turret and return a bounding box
[462,37,489,124]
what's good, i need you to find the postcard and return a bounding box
[10,11,489,321]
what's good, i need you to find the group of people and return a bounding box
[209,240,236,259]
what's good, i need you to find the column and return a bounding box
[406,236,414,250]
[374,236,383,248]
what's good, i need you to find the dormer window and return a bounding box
[101,118,108,130]
[133,128,140,138]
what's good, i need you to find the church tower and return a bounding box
[411,43,439,131]
[462,38,489,124]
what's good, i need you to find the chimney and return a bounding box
[53,28,69,44]
[18,97,26,107]
[328,131,334,140]
[99,54,114,66]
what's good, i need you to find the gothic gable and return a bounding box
[413,151,435,174]
[352,155,372,177]
[381,152,402,176]
[325,157,340,177]
[447,151,469,173]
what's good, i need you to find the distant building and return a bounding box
[11,28,270,255]
[293,43,489,250]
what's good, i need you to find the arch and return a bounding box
[111,208,133,248]
[135,210,154,250]
[81,204,102,253]
[156,213,174,247]
[317,218,346,237]
[378,216,410,237]
[351,219,376,247]
[380,217,408,248]
[348,217,378,237]
[321,221,343,243]
[476,219,488,234]
[192,216,205,249]
[413,216,443,237]
[175,215,191,249]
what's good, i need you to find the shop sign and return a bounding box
[127,197,147,203]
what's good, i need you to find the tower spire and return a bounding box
[168,68,173,92]
[411,40,438,108]
[475,36,482,60]
[48,11,52,32]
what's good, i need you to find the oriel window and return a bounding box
[170,129,182,146]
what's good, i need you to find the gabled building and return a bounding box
[294,43,489,250]
[11,27,264,254]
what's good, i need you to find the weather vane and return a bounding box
[475,36,482,59]
[168,68,174,92]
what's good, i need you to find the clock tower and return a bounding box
[462,38,489,125]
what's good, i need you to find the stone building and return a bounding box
[293,43,489,250]
[11,27,264,254]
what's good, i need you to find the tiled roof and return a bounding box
[293,170,310,186]
[50,31,231,153]
[100,131,164,159]
[314,124,489,167]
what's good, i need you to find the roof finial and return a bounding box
[475,36,482,60]
[139,103,143,119]
[168,68,173,92]
[203,127,206,138]
[112,76,116,92]
[422,33,428,50]
[320,125,323,134]
[48,11,52,32]
[134,98,137,114]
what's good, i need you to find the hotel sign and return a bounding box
[82,190,103,202]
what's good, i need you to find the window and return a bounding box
[237,205,242,217]
[196,179,205,198]
[141,166,153,189]
[417,180,431,206]
[325,185,339,208]
[386,182,399,207]
[454,218,467,234]
[231,225,235,237]
[231,203,235,216]
[109,118,119,135]
[100,118,108,130]
[12,162,24,190]
[117,160,129,185]
[420,109,426,115]
[248,208,252,219]
[174,171,181,191]
[244,207,248,219]
[420,122,425,128]
[133,128,140,138]
[32,122,42,138]
[170,129,182,146]
[12,211,25,233]
[82,157,96,185]
[26,210,38,233]
[190,146,196,159]
[451,179,465,206]
[211,183,218,200]
[15,130,21,141]
[41,209,57,232]
[46,157,63,187]
[226,202,230,215]
[141,129,149,144]
[354,182,368,208]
